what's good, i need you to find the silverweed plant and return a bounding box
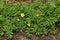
[0,0,60,39]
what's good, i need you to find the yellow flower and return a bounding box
[36,14,40,17]
[27,23,31,27]
[36,13,42,17]
[20,13,25,17]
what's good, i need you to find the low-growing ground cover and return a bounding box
[0,0,60,40]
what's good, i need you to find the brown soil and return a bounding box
[12,32,30,40]
[2,34,8,40]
